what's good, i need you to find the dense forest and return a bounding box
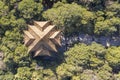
[0,0,120,80]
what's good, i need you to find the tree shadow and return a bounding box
[32,48,66,80]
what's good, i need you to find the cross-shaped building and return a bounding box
[24,21,61,57]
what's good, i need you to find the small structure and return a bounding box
[24,21,62,57]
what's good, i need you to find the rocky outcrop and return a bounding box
[62,34,120,49]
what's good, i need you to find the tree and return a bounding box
[64,43,105,69]
[106,3,120,35]
[0,10,17,37]
[94,19,117,36]
[0,1,8,17]
[105,47,120,73]
[31,70,43,80]
[0,72,14,80]
[0,0,120,79]
[94,10,120,36]
[57,63,83,80]
[18,0,43,20]
[107,2,120,17]
[15,67,32,80]
[56,42,106,80]
[13,44,29,67]
[43,2,94,35]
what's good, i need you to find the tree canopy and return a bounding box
[0,0,120,80]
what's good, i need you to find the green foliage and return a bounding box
[56,43,108,80]
[55,42,120,80]
[18,0,43,20]
[94,19,117,36]
[64,42,105,69]
[31,70,44,80]
[13,44,29,66]
[5,29,23,42]
[57,63,83,80]
[43,2,94,35]
[0,73,14,80]
[0,1,8,17]
[106,47,120,69]
[15,67,32,80]
[94,10,120,36]
[0,0,120,79]
[114,72,120,80]
[107,3,120,17]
